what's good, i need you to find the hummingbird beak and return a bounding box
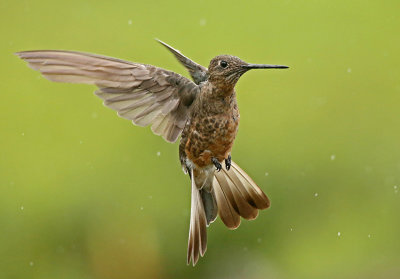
[242,64,289,70]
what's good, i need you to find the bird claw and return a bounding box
[212,158,222,172]
[225,155,231,171]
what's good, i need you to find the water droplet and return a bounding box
[156,151,161,156]
[140,206,144,211]
[20,206,24,210]
[337,232,341,237]
[128,19,132,25]
[199,18,207,26]
[368,234,372,238]
[29,261,34,266]
[289,227,293,232]
[265,172,269,176]
[21,132,25,136]
[148,195,153,199]
[314,193,319,197]
[347,68,352,73]
[394,185,398,190]
[330,154,336,160]
[79,140,83,144]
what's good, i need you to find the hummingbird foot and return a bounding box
[212,157,222,172]
[225,155,231,171]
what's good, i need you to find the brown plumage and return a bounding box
[15,40,288,266]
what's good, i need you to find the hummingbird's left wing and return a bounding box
[16,50,199,143]
[157,39,208,85]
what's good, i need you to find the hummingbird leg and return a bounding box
[212,157,222,172]
[225,155,232,171]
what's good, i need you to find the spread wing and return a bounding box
[16,50,200,143]
[157,39,208,84]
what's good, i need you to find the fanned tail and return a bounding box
[213,161,270,229]
[187,161,270,266]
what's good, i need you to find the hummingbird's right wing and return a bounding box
[16,50,200,143]
[157,39,208,85]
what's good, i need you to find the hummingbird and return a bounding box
[16,40,288,266]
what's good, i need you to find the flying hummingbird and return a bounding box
[16,40,288,266]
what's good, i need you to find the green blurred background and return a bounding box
[1,0,400,278]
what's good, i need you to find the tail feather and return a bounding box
[187,170,207,266]
[200,189,218,225]
[230,162,270,210]
[213,176,241,229]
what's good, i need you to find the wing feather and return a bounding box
[157,39,208,84]
[16,50,200,142]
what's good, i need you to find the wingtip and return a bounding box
[156,39,180,53]
[155,38,166,46]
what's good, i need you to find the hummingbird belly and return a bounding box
[184,113,239,168]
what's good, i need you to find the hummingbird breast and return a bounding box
[179,86,240,170]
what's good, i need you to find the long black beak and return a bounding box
[243,64,289,69]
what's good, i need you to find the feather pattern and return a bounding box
[16,50,200,143]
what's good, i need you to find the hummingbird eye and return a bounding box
[220,60,228,68]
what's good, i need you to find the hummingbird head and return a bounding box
[207,55,288,91]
